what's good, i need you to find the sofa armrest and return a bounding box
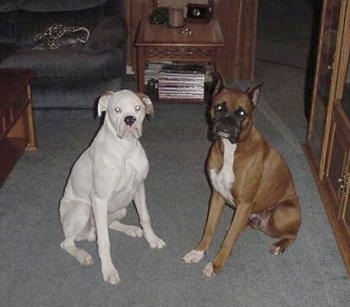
[84,16,126,54]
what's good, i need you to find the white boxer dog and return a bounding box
[59,89,166,285]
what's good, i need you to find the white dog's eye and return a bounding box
[115,106,121,113]
[135,105,141,111]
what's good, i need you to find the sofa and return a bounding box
[0,0,127,118]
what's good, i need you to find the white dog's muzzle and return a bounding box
[119,113,142,138]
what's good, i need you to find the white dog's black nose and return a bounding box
[124,115,136,126]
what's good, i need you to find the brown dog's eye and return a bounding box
[235,107,246,119]
[215,102,226,113]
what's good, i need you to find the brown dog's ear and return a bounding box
[97,91,114,116]
[212,70,225,97]
[135,92,155,117]
[247,83,262,107]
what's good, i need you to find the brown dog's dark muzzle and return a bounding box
[212,113,243,144]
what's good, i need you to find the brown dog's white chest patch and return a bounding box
[209,139,236,205]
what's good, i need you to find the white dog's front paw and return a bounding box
[109,222,143,238]
[182,250,204,264]
[202,262,216,278]
[145,233,166,249]
[77,250,94,267]
[102,266,120,285]
[123,225,144,238]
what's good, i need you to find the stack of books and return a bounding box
[158,64,206,101]
[144,62,170,85]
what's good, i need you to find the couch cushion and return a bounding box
[0,46,125,79]
[84,16,126,53]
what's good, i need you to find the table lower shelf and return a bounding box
[146,81,215,104]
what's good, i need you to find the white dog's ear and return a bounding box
[98,91,114,116]
[247,83,262,107]
[135,93,155,117]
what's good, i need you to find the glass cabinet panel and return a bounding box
[307,0,341,172]
[342,61,350,117]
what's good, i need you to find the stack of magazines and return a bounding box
[158,64,206,101]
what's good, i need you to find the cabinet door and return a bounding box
[306,0,341,176]
[326,104,350,215]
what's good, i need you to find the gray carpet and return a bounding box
[1,1,350,304]
[1,88,350,306]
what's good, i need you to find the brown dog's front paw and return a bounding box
[202,262,216,277]
[270,244,284,256]
[202,262,224,277]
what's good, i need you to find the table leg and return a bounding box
[136,46,145,93]
[25,84,37,151]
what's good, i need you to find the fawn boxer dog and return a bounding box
[59,90,166,285]
[183,83,301,277]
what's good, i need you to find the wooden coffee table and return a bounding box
[0,69,37,186]
[135,18,224,101]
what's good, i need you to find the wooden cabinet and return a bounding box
[305,0,350,275]
[123,0,257,80]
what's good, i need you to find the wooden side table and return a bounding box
[134,18,224,101]
[0,69,37,186]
